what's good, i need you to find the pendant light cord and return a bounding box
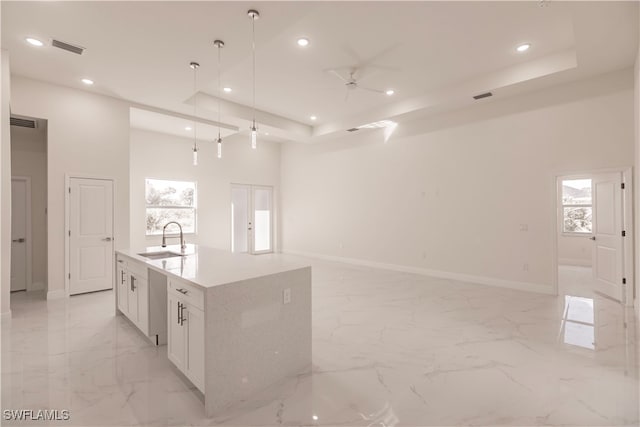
[193,63,198,151]
[217,45,221,140]
[252,15,256,128]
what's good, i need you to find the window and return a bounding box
[145,179,196,236]
[561,178,592,234]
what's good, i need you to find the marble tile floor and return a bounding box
[1,259,638,426]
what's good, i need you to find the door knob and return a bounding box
[102,237,113,242]
[12,238,25,243]
[590,236,596,241]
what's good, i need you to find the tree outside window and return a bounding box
[562,179,592,234]
[145,179,196,235]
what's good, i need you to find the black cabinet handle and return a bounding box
[177,302,182,324]
[120,270,125,284]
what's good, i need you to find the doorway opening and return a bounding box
[9,114,48,302]
[555,169,632,306]
[231,184,274,254]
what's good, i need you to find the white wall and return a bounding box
[557,235,591,267]
[1,49,11,316]
[281,69,634,293]
[10,124,47,290]
[9,77,130,298]
[130,129,280,251]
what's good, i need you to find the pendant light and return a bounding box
[214,39,224,159]
[189,61,200,165]
[248,9,259,149]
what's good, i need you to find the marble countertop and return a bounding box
[116,244,310,289]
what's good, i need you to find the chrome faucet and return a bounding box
[161,221,187,252]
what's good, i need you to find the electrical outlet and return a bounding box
[283,288,291,304]
[519,224,529,231]
[523,263,529,272]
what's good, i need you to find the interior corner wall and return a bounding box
[635,8,640,319]
[129,129,281,251]
[281,69,634,293]
[11,125,47,290]
[9,76,130,298]
[1,50,12,316]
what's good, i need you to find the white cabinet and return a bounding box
[185,305,204,391]
[167,292,186,368]
[167,279,205,393]
[115,255,150,338]
[116,261,128,313]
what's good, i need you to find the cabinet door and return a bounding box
[185,305,205,393]
[127,274,139,323]
[135,274,149,335]
[167,294,186,371]
[116,265,128,314]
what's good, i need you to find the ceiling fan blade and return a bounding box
[326,69,350,83]
[358,85,385,94]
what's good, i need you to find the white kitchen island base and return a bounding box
[203,267,311,416]
[116,245,312,418]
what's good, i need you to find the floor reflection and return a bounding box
[560,295,595,350]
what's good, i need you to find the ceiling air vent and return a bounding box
[473,92,493,100]
[51,39,85,55]
[346,128,360,132]
[10,117,37,129]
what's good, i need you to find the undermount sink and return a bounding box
[137,250,185,260]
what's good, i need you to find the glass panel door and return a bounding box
[231,185,249,253]
[230,184,273,254]
[252,186,273,254]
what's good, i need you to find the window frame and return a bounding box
[559,177,593,237]
[145,178,198,237]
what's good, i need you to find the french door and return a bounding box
[231,184,273,254]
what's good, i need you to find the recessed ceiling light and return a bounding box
[310,115,317,121]
[25,37,44,47]
[81,78,94,85]
[312,415,319,421]
[297,38,310,47]
[516,43,531,53]
[185,126,192,131]
[223,87,232,93]
[265,132,269,135]
[385,89,395,96]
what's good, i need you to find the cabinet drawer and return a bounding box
[116,254,148,279]
[168,279,204,311]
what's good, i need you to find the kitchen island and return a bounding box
[114,245,312,417]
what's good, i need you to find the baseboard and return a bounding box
[46,289,66,300]
[558,258,592,267]
[1,310,11,322]
[284,250,555,295]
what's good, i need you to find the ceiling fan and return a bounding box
[326,68,392,101]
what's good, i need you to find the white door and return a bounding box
[231,185,250,253]
[251,186,273,254]
[11,178,29,291]
[69,178,114,295]
[230,184,273,254]
[167,294,186,370]
[116,263,128,314]
[185,305,205,392]
[591,173,623,301]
